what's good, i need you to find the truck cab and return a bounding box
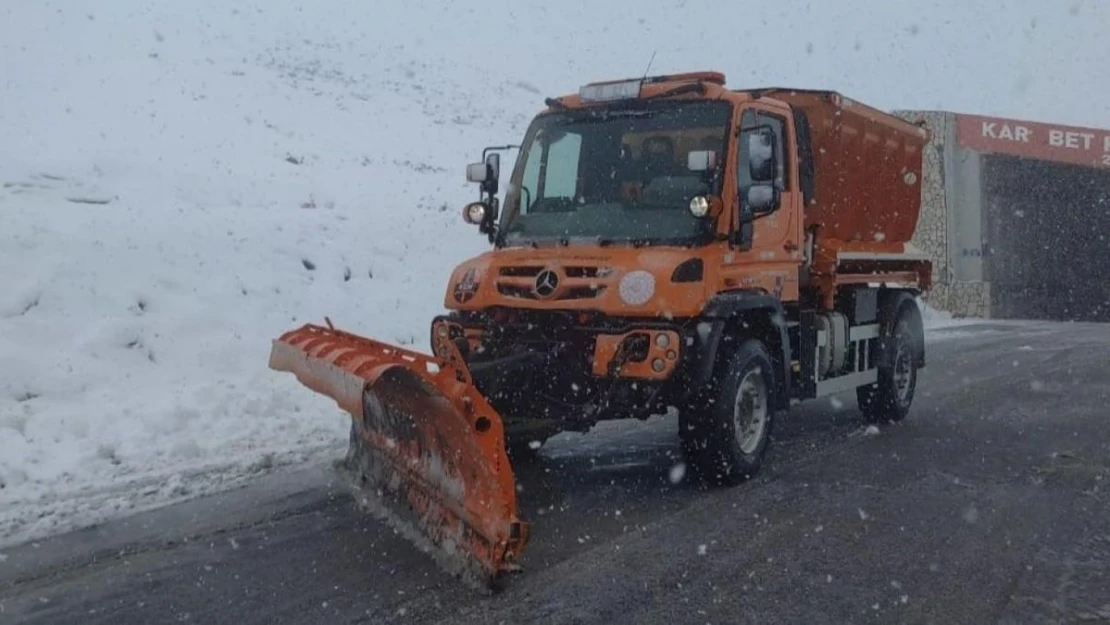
[436,71,931,483]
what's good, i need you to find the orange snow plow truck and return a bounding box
[269,71,932,590]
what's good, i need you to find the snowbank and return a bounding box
[0,171,488,546]
[918,297,980,331]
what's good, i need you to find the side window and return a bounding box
[543,132,582,199]
[755,112,789,191]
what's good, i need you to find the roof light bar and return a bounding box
[579,79,643,103]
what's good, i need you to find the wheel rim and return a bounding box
[733,369,769,455]
[893,343,914,405]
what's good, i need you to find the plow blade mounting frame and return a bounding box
[269,322,529,591]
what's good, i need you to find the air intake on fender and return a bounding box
[670,258,704,283]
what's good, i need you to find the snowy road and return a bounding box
[3,320,1109,624]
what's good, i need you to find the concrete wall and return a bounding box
[893,110,990,317]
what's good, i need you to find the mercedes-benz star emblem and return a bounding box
[533,269,559,298]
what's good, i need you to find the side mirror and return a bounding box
[466,162,489,183]
[747,129,776,182]
[687,150,718,172]
[467,153,501,195]
[484,153,500,181]
[746,183,779,214]
[730,185,776,249]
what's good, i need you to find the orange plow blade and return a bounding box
[268,321,529,591]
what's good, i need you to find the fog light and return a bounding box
[463,201,488,224]
[436,325,449,338]
[651,358,665,372]
[655,333,670,349]
[688,195,710,217]
[666,350,677,360]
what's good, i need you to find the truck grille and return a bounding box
[495,265,610,301]
[497,266,606,278]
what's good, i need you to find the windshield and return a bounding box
[500,100,732,246]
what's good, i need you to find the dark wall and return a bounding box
[983,155,1110,322]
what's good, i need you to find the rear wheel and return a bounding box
[680,338,776,486]
[857,310,919,423]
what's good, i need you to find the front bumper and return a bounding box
[430,310,710,425]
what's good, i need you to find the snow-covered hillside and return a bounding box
[0,1,546,547]
[2,0,1097,549]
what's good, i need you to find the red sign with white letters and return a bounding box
[956,113,1110,169]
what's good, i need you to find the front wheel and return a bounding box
[680,338,776,486]
[857,313,919,423]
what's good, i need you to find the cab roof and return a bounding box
[544,70,743,111]
[542,70,871,119]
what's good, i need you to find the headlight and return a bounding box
[688,195,710,217]
[462,202,488,224]
[618,270,655,306]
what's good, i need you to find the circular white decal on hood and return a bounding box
[618,270,656,306]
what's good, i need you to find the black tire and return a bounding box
[680,338,776,486]
[857,310,919,424]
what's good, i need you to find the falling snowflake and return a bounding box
[669,462,687,484]
[963,503,979,524]
[697,544,707,556]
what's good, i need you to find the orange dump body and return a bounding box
[761,88,930,248]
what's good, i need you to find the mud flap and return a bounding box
[268,322,529,591]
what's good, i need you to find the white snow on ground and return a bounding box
[918,297,982,333]
[0,172,489,547]
[0,0,1044,548]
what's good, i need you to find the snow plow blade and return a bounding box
[268,321,529,591]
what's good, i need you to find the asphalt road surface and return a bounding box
[3,320,1110,625]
